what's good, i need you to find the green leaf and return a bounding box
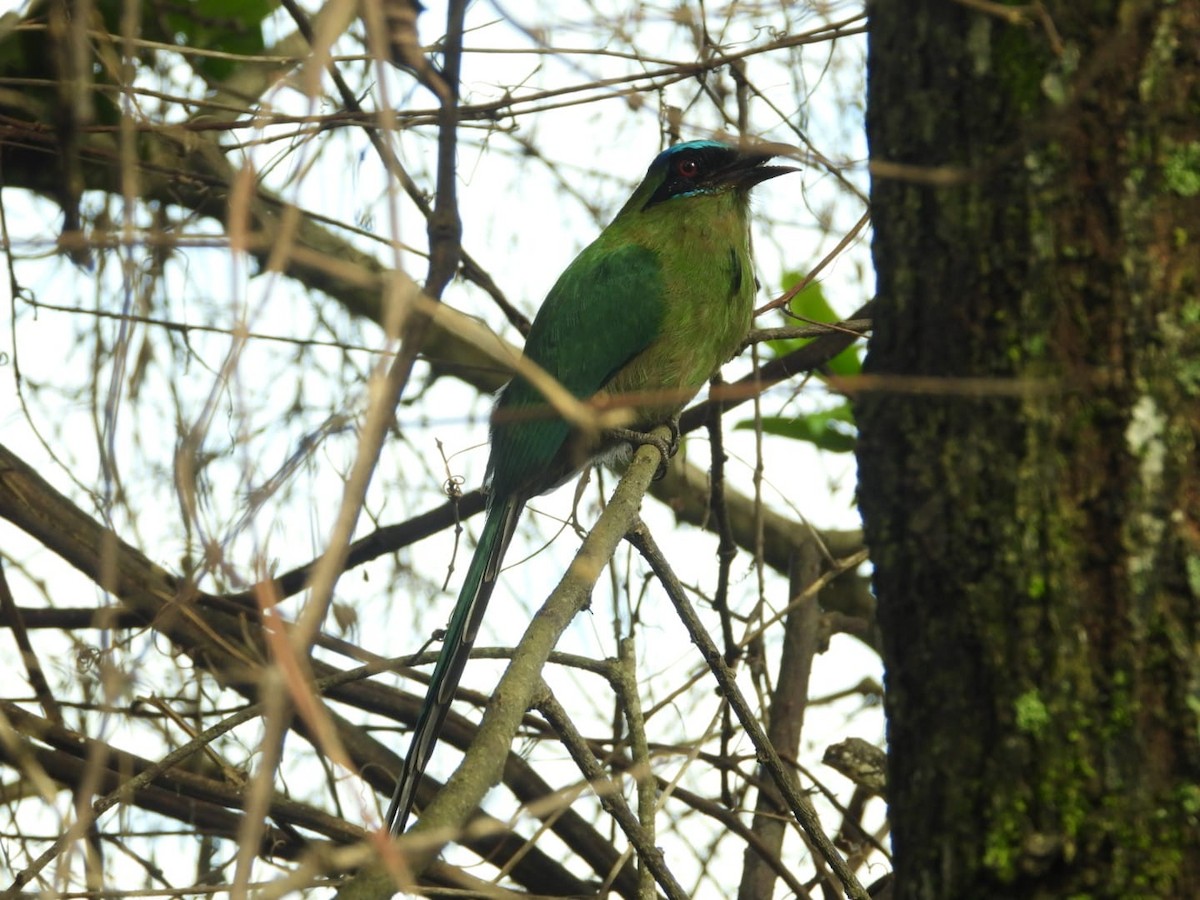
[736,404,858,454]
[764,274,862,377]
[164,0,278,81]
[96,0,278,81]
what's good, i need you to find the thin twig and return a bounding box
[537,688,690,900]
[0,561,62,725]
[707,372,739,667]
[615,636,657,898]
[626,521,869,900]
[738,545,824,898]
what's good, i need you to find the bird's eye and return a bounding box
[676,157,700,178]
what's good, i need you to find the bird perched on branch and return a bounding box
[386,139,796,834]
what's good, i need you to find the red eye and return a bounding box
[677,157,700,178]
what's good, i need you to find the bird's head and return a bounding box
[622,140,798,216]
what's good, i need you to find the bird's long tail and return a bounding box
[386,495,523,834]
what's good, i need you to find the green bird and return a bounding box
[386,139,796,834]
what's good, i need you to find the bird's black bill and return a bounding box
[717,150,799,189]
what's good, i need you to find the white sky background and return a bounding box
[0,0,883,895]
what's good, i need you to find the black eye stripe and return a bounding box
[642,144,741,210]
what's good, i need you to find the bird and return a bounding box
[386,139,796,834]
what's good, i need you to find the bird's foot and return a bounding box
[663,414,681,456]
[607,417,680,481]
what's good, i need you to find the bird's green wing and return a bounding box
[488,241,664,499]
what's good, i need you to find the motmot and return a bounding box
[386,139,796,834]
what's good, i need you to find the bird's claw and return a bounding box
[608,419,680,481]
[663,414,681,457]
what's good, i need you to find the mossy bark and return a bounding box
[859,2,1200,897]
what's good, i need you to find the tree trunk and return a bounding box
[859,2,1200,897]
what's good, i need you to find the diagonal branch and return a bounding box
[738,545,825,899]
[0,440,639,898]
[537,687,690,900]
[626,520,869,900]
[377,432,671,879]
